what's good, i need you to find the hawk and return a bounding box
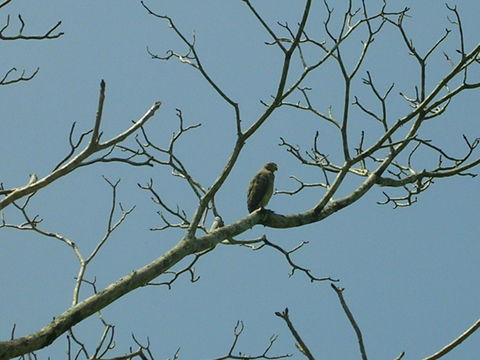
[247,162,278,213]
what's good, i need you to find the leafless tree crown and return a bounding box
[0,0,479,359]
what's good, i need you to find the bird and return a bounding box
[28,173,38,185]
[247,162,278,213]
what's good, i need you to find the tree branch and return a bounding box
[0,81,161,211]
[331,284,368,360]
[0,14,63,40]
[275,308,314,360]
[422,319,480,360]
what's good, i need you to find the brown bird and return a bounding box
[247,162,278,213]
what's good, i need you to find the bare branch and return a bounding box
[0,66,39,85]
[331,284,368,360]
[0,14,63,40]
[52,122,92,171]
[262,238,338,282]
[275,308,314,360]
[136,108,205,199]
[0,0,14,9]
[446,4,467,82]
[280,87,341,129]
[71,178,135,305]
[211,320,291,360]
[275,176,328,196]
[90,79,106,146]
[141,1,242,136]
[422,319,480,360]
[0,177,135,308]
[242,0,287,54]
[138,179,192,231]
[0,81,161,211]
[147,248,211,288]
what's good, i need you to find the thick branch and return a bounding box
[0,239,200,359]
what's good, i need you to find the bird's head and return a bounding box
[264,162,278,172]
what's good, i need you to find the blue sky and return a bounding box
[0,1,479,359]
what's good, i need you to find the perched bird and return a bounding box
[247,162,278,213]
[28,173,38,185]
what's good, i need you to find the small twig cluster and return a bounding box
[136,109,209,233]
[0,4,63,85]
[210,321,290,360]
[0,14,63,40]
[1,177,135,306]
[0,81,160,211]
[275,2,480,208]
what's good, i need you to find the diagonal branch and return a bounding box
[0,0,13,9]
[0,81,161,211]
[141,1,242,137]
[422,319,480,360]
[242,0,287,53]
[186,0,313,239]
[331,284,368,360]
[275,308,315,360]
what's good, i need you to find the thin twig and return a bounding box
[331,284,368,360]
[275,308,314,360]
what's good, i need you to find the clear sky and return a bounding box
[0,1,478,359]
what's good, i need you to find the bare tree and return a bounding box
[0,0,479,359]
